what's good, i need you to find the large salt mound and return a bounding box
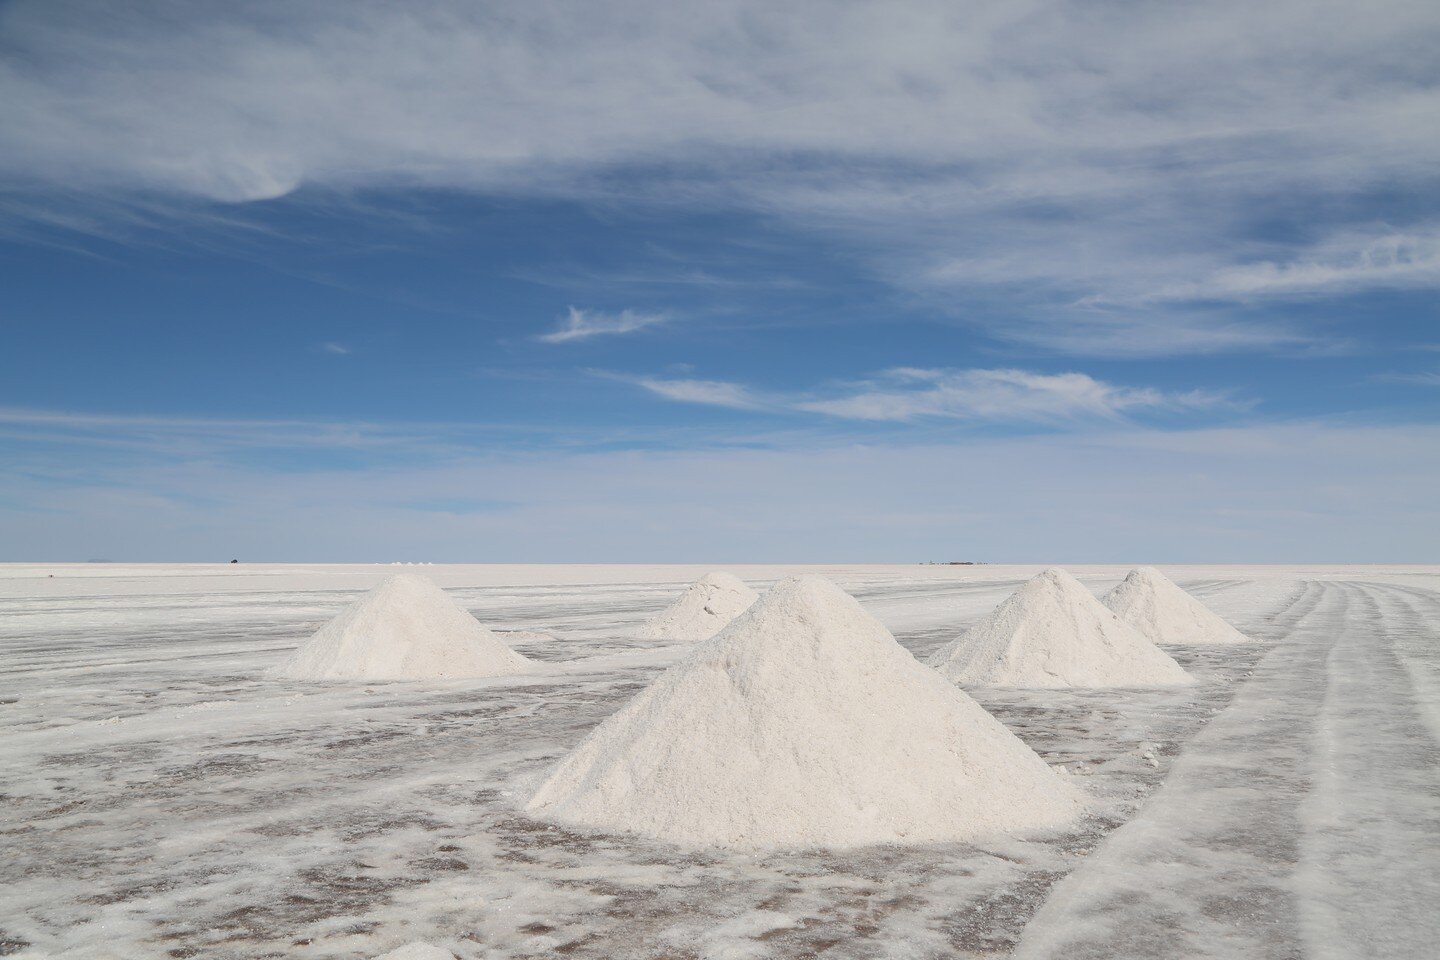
[526,575,1083,849]
[268,574,532,681]
[635,571,759,642]
[1103,566,1252,645]
[929,568,1193,689]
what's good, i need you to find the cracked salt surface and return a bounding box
[2,564,1437,958]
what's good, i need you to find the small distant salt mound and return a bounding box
[268,575,532,681]
[1103,567,1251,645]
[929,568,1193,689]
[373,943,454,960]
[635,571,759,642]
[526,575,1082,849]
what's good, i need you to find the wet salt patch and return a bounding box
[688,909,803,958]
[0,570,1383,958]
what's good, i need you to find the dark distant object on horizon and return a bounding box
[922,561,983,565]
[230,559,238,564]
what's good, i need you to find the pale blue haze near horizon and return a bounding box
[1,0,1437,562]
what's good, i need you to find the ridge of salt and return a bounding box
[268,574,532,681]
[1103,567,1251,645]
[526,575,1083,849]
[635,571,759,642]
[929,568,1194,689]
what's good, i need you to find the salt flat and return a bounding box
[2,563,1437,959]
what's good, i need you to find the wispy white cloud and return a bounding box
[0,406,542,456]
[1375,370,1440,387]
[610,366,1236,423]
[798,368,1230,422]
[319,341,351,355]
[614,375,767,410]
[1121,230,1440,304]
[1013,315,1323,358]
[2,0,1437,356]
[536,307,671,343]
[5,1,1433,207]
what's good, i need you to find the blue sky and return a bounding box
[2,0,1438,561]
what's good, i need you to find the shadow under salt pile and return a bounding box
[526,575,1083,849]
[267,574,533,681]
[929,568,1193,688]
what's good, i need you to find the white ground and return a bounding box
[2,563,1437,959]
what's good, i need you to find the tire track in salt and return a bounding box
[1350,581,1440,748]
[1012,579,1341,960]
[1181,579,1248,596]
[1294,582,1440,960]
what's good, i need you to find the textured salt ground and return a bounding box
[1,567,1434,959]
[1013,578,1440,960]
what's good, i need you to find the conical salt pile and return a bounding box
[635,571,759,642]
[1103,567,1251,645]
[929,568,1193,689]
[268,574,532,681]
[526,576,1082,849]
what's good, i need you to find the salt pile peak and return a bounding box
[526,575,1083,849]
[268,574,532,681]
[635,570,759,642]
[929,568,1193,689]
[1103,566,1251,645]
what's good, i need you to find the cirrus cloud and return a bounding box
[612,366,1238,424]
[536,307,672,343]
[2,0,1438,356]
